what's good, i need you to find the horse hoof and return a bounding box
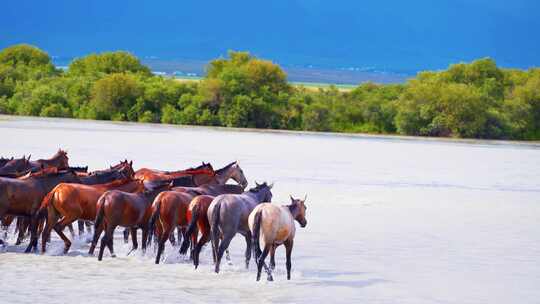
[267,276,274,282]
[111,254,117,258]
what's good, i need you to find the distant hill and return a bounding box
[2,0,539,75]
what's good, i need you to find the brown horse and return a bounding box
[147,191,196,264]
[90,181,172,260]
[38,177,145,253]
[147,183,246,264]
[0,155,31,177]
[249,196,308,281]
[78,160,134,185]
[125,162,248,245]
[173,161,248,189]
[0,157,14,168]
[134,162,215,184]
[180,195,216,268]
[0,169,81,250]
[29,149,69,171]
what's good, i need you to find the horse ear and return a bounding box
[255,181,260,187]
[269,182,274,189]
[290,195,294,202]
[129,161,133,166]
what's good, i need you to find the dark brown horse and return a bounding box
[38,176,145,253]
[90,181,172,260]
[0,155,31,177]
[171,161,248,188]
[134,162,215,184]
[78,160,134,185]
[124,162,248,245]
[0,157,14,168]
[147,191,196,263]
[0,169,81,250]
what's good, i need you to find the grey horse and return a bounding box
[208,182,273,273]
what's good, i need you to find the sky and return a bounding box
[2,0,539,72]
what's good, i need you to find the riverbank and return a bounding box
[2,115,539,149]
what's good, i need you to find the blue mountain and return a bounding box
[2,0,539,73]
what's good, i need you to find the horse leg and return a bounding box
[285,239,294,280]
[67,223,75,239]
[123,228,129,244]
[54,216,78,254]
[269,245,276,270]
[98,225,116,261]
[16,217,28,245]
[52,224,72,254]
[189,226,198,260]
[77,220,85,237]
[41,210,60,253]
[156,226,173,264]
[141,228,148,255]
[215,232,234,273]
[24,215,39,253]
[127,227,138,256]
[85,221,92,234]
[89,222,105,255]
[244,233,252,269]
[256,244,273,281]
[107,226,116,258]
[168,228,176,246]
[193,232,209,269]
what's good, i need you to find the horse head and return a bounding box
[288,195,307,228]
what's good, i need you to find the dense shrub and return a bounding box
[0,44,538,140]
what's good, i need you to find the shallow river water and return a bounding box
[1,116,539,304]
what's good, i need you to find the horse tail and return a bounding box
[94,197,106,233]
[180,206,198,254]
[147,199,161,247]
[252,209,263,261]
[210,201,221,257]
[37,189,55,224]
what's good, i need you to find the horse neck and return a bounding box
[32,174,78,192]
[116,180,142,192]
[143,187,168,202]
[214,167,232,185]
[39,155,66,168]
[245,190,267,204]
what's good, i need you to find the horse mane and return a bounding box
[143,179,171,194]
[215,161,236,175]
[88,161,125,176]
[98,176,134,188]
[249,182,269,192]
[25,167,75,179]
[163,162,214,175]
[51,149,68,159]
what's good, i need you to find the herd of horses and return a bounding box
[0,150,308,281]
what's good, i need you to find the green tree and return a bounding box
[68,51,151,77]
[90,73,141,120]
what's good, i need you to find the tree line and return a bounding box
[1,44,538,140]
